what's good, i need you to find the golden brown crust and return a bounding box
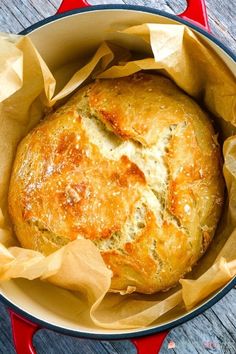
[89,74,187,146]
[8,73,224,294]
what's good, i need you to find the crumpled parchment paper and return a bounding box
[0,24,235,329]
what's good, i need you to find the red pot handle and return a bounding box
[57,0,90,13]
[179,0,210,32]
[131,331,169,354]
[9,308,169,353]
[57,0,210,32]
[9,309,40,354]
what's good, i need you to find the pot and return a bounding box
[1,1,235,353]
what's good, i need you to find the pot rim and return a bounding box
[6,3,234,339]
[20,4,236,61]
[1,277,236,339]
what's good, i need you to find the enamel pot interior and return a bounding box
[1,6,235,339]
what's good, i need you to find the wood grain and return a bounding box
[0,1,235,354]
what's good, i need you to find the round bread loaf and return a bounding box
[8,73,224,294]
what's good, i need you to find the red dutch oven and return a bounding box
[1,1,235,353]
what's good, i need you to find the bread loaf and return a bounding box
[8,73,224,294]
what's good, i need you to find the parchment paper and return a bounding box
[0,24,235,329]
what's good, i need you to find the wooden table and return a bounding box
[0,1,235,353]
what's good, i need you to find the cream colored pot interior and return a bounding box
[0,9,235,335]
